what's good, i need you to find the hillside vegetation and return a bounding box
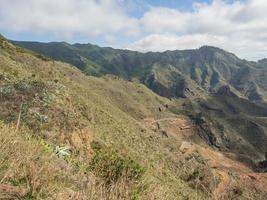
[13,39,267,162]
[0,35,208,199]
[1,35,267,199]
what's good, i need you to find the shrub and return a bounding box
[33,111,49,123]
[0,85,16,98]
[14,79,45,94]
[54,145,71,159]
[35,54,51,61]
[14,79,32,91]
[90,148,145,183]
[39,139,71,160]
[131,194,141,200]
[189,112,205,125]
[179,154,218,195]
[37,91,56,107]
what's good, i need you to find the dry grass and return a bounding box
[0,123,169,200]
[0,124,126,199]
[0,36,213,199]
[0,123,66,199]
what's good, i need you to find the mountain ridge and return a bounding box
[11,38,267,160]
[11,40,267,101]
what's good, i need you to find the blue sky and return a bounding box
[124,0,213,17]
[0,0,266,60]
[1,0,211,43]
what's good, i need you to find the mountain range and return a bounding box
[12,41,267,101]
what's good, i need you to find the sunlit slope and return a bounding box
[1,35,207,199]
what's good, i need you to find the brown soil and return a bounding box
[144,115,267,199]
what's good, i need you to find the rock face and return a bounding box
[180,141,194,153]
[258,160,267,172]
[145,73,189,98]
[216,85,237,97]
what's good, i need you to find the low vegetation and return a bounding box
[0,123,149,200]
[179,153,218,195]
[90,147,145,183]
[0,36,205,199]
[1,35,267,199]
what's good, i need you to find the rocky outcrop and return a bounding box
[216,85,237,97]
[258,160,267,172]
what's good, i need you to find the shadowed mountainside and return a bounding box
[12,41,267,101]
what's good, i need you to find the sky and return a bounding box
[0,0,266,60]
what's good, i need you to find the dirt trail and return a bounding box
[145,116,235,198]
[148,117,186,123]
[144,116,267,199]
[144,116,194,139]
[181,141,267,199]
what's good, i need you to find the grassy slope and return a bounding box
[1,36,206,199]
[3,36,267,200]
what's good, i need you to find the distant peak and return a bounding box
[199,45,225,52]
[198,45,239,60]
[258,58,267,63]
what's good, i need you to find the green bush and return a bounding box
[14,79,45,94]
[90,148,145,183]
[33,111,49,123]
[35,54,51,61]
[0,85,16,98]
[131,194,141,200]
[189,112,205,125]
[14,79,32,91]
[179,154,218,194]
[38,91,56,107]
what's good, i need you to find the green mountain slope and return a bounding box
[12,41,267,101]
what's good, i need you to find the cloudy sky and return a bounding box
[0,0,266,60]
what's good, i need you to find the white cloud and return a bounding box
[129,0,267,60]
[127,33,267,60]
[0,0,139,37]
[128,34,224,52]
[141,7,191,34]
